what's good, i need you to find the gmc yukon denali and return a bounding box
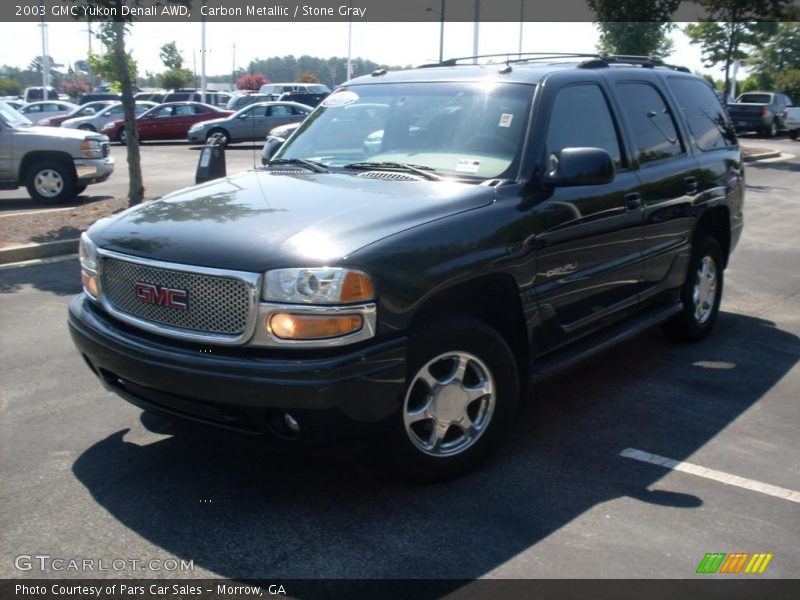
[69,55,744,480]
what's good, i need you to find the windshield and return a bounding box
[276,81,534,180]
[0,101,32,127]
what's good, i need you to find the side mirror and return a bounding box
[238,113,249,120]
[261,136,284,163]
[544,147,615,187]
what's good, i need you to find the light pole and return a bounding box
[473,0,479,63]
[346,1,353,80]
[39,17,50,100]
[425,0,445,63]
[518,0,524,55]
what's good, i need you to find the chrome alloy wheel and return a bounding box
[693,255,718,324]
[403,351,496,457]
[33,169,65,198]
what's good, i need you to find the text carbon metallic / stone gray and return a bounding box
[101,258,251,335]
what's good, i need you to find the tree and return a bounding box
[748,22,800,93]
[296,71,320,83]
[68,0,189,207]
[159,41,184,70]
[587,0,680,57]
[159,68,194,90]
[237,73,268,91]
[87,48,137,92]
[62,79,91,100]
[684,0,793,99]
[0,77,22,96]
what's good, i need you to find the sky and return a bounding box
[0,21,734,86]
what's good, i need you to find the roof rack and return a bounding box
[418,52,691,73]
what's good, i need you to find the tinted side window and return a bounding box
[545,84,622,167]
[616,82,683,164]
[667,77,736,150]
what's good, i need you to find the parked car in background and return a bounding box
[727,91,792,137]
[187,101,311,145]
[162,89,231,108]
[20,101,80,125]
[134,92,165,103]
[38,100,119,127]
[22,86,58,103]
[62,101,157,132]
[79,92,122,105]
[101,101,232,144]
[260,121,301,164]
[226,92,279,111]
[0,101,113,202]
[258,82,330,95]
[277,91,329,107]
[2,98,25,111]
[784,106,800,140]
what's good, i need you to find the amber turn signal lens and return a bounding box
[268,313,363,340]
[340,271,374,303]
[81,270,100,298]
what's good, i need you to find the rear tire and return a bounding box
[25,160,77,203]
[790,129,799,141]
[392,316,519,481]
[118,128,127,145]
[764,119,778,138]
[665,236,724,341]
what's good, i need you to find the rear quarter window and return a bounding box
[667,77,736,150]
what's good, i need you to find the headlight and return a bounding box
[263,267,374,305]
[79,232,101,299]
[80,139,103,158]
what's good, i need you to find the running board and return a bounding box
[530,301,683,382]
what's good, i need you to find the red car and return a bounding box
[101,102,232,144]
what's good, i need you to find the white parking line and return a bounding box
[620,448,800,504]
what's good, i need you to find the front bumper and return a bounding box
[75,157,115,184]
[68,295,407,438]
[187,130,206,142]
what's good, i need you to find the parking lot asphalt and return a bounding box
[0,141,266,216]
[0,150,798,583]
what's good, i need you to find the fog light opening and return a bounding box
[284,413,300,434]
[267,411,301,440]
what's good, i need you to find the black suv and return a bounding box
[69,54,744,480]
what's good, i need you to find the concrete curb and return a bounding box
[0,148,785,266]
[0,239,79,265]
[742,149,781,162]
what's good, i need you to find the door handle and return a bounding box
[685,176,698,194]
[624,192,642,211]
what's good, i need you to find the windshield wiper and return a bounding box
[267,158,330,173]
[343,161,443,181]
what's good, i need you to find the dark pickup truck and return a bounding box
[69,54,744,480]
[728,91,793,137]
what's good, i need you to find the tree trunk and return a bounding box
[111,12,144,207]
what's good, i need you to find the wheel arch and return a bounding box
[694,205,732,268]
[408,273,530,385]
[19,151,76,184]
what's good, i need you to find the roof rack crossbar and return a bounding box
[418,52,691,73]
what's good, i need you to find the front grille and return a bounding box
[101,141,110,157]
[101,258,252,336]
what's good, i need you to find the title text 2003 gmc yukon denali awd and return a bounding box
[69,55,744,480]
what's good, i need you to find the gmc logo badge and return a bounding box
[133,282,188,310]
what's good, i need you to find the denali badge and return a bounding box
[133,282,188,310]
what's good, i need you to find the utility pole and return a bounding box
[231,42,236,91]
[518,0,524,55]
[200,2,207,103]
[39,17,50,100]
[346,1,353,80]
[87,23,95,90]
[472,1,479,63]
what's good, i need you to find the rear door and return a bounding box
[609,77,705,299]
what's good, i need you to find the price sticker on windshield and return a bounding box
[499,113,514,127]
[456,159,481,173]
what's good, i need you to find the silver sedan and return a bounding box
[187,101,311,145]
[62,101,157,132]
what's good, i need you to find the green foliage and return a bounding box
[88,49,137,90]
[159,42,184,70]
[775,69,800,103]
[587,0,680,57]
[159,68,194,90]
[0,76,22,96]
[748,22,800,98]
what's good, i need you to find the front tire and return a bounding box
[206,129,230,146]
[666,236,724,341]
[393,317,519,481]
[25,160,77,203]
[78,124,96,132]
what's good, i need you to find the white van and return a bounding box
[258,83,330,95]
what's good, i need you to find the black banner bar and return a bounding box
[3,579,800,600]
[2,0,799,23]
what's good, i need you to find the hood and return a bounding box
[14,125,106,142]
[88,170,495,272]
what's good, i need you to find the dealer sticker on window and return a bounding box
[499,113,514,127]
[456,159,481,173]
[322,90,359,107]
